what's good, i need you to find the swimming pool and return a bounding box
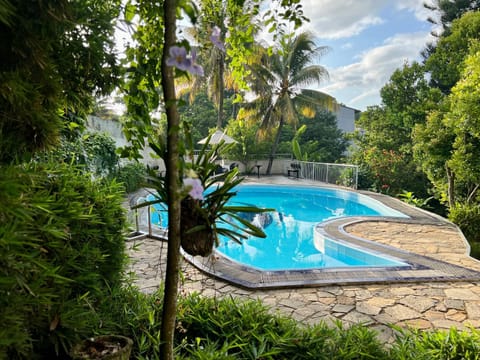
[150,184,409,271]
[215,185,409,271]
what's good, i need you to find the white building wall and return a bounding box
[87,115,165,170]
[335,105,360,134]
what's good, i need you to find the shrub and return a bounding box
[175,294,388,359]
[92,288,480,360]
[114,162,148,193]
[448,202,480,259]
[0,162,128,358]
[40,131,120,178]
[96,285,165,360]
[389,326,480,360]
[449,202,480,243]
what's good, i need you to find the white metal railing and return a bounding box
[129,196,168,239]
[284,160,358,189]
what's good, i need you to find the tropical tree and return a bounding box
[414,42,480,251]
[424,0,480,35]
[185,0,230,129]
[246,31,336,175]
[413,11,480,208]
[425,11,480,93]
[179,0,266,134]
[223,110,273,170]
[351,62,441,195]
[416,42,480,205]
[413,103,455,206]
[293,109,348,162]
[422,0,480,61]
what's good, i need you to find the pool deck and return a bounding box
[127,176,480,343]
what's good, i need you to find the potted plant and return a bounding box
[138,135,272,257]
[70,335,133,360]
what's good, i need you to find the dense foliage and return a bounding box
[0,0,121,164]
[0,0,130,358]
[0,163,128,358]
[95,287,480,360]
[115,162,149,193]
[282,109,348,163]
[351,62,440,196]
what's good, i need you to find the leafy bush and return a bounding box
[175,294,388,360]
[114,162,148,193]
[389,326,480,360]
[96,285,165,360]
[449,202,480,243]
[40,131,120,178]
[0,163,128,358]
[448,202,480,259]
[91,287,480,360]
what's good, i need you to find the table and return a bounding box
[254,165,261,178]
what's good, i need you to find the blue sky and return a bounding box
[113,1,439,113]
[296,0,438,111]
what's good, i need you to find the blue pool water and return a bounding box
[149,184,409,271]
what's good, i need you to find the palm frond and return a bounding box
[296,89,338,113]
[291,65,329,87]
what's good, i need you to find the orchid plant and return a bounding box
[129,26,272,257]
[141,131,272,257]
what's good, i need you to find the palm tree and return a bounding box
[246,32,337,174]
[181,18,228,130]
[180,0,256,130]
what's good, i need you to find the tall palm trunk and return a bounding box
[266,116,284,175]
[160,0,182,359]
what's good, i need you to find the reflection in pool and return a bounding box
[149,184,409,271]
[215,185,409,271]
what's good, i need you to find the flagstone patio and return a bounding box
[126,176,480,344]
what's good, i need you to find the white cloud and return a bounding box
[259,0,438,110]
[395,0,443,35]
[319,31,434,109]
[395,0,433,22]
[301,0,388,39]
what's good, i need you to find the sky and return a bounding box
[113,0,440,113]
[294,0,439,111]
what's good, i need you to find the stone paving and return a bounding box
[127,227,480,344]
[126,177,480,344]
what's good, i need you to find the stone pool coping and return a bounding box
[185,217,480,289]
[130,176,480,289]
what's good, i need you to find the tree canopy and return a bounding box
[0,0,121,163]
[351,62,439,195]
[425,11,480,93]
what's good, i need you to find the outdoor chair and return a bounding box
[287,162,301,178]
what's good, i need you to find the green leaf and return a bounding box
[124,2,136,22]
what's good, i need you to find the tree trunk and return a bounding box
[446,163,455,208]
[466,184,479,204]
[160,0,181,359]
[266,116,284,175]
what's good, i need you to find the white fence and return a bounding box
[282,160,358,189]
